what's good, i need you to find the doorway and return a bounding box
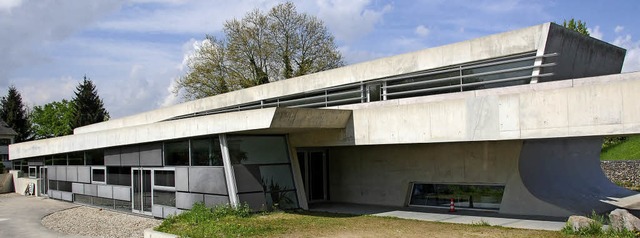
[297,150,328,202]
[131,168,152,215]
[39,167,48,196]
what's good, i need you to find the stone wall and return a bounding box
[601,161,640,186]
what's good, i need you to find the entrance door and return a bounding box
[132,168,152,215]
[297,150,328,202]
[39,167,48,196]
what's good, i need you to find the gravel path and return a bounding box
[42,206,162,238]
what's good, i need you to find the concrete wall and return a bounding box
[0,173,12,193]
[326,141,520,207]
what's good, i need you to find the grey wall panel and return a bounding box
[112,186,131,201]
[175,167,189,192]
[84,184,98,196]
[233,165,263,193]
[140,143,163,166]
[77,166,91,183]
[72,183,84,194]
[50,190,62,200]
[120,146,140,166]
[104,148,121,166]
[175,192,204,209]
[204,194,229,207]
[163,207,183,218]
[97,185,113,199]
[188,167,227,195]
[66,166,78,182]
[238,193,266,211]
[48,166,56,180]
[61,191,73,201]
[152,205,163,218]
[56,166,66,181]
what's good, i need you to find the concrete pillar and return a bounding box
[219,134,239,207]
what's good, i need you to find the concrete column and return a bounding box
[219,134,239,207]
[286,137,308,210]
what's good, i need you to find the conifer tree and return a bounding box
[71,76,109,128]
[0,85,31,142]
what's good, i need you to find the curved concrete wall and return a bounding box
[518,137,637,215]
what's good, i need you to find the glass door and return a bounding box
[39,167,48,196]
[132,168,152,215]
[297,150,328,203]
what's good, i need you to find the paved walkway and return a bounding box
[310,203,567,231]
[0,193,80,238]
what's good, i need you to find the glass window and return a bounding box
[49,180,58,190]
[153,190,176,207]
[165,140,189,166]
[409,183,505,210]
[28,166,37,178]
[107,167,132,186]
[114,199,131,212]
[85,149,104,165]
[74,194,92,204]
[67,152,84,165]
[227,136,289,165]
[154,170,175,187]
[191,137,223,166]
[58,181,72,192]
[44,156,53,165]
[92,167,106,183]
[52,154,67,165]
[93,197,114,209]
[0,138,10,145]
[386,70,460,100]
[462,58,535,90]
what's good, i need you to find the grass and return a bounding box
[601,135,640,161]
[157,203,563,238]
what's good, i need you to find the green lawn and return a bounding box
[601,135,640,161]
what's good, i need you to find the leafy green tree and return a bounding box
[562,18,590,36]
[30,99,74,139]
[0,86,31,142]
[174,1,344,100]
[71,76,109,129]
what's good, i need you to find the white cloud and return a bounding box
[589,26,603,40]
[615,25,624,33]
[0,0,23,12]
[613,34,640,72]
[415,25,430,37]
[314,0,392,42]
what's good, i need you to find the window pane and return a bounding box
[74,194,92,204]
[68,152,84,165]
[115,199,131,212]
[462,59,534,90]
[52,154,67,165]
[153,190,176,207]
[86,149,104,165]
[265,190,298,209]
[154,170,175,187]
[165,140,189,166]
[260,165,295,192]
[58,181,72,192]
[409,183,505,210]
[44,156,53,165]
[93,197,114,209]
[93,169,105,182]
[107,167,132,186]
[0,138,11,145]
[227,136,289,164]
[49,180,58,190]
[191,137,223,166]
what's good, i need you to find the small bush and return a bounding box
[471,219,491,226]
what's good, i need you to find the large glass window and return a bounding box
[67,152,84,165]
[44,156,53,165]
[153,190,176,207]
[154,170,175,187]
[191,137,223,166]
[409,183,505,210]
[85,149,104,165]
[92,167,106,184]
[227,136,289,165]
[57,181,72,192]
[164,140,189,166]
[52,154,67,165]
[462,58,535,90]
[107,167,131,186]
[49,180,58,190]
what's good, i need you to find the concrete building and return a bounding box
[8,22,640,218]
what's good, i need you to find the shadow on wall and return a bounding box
[519,136,639,215]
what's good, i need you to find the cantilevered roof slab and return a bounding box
[9,108,351,160]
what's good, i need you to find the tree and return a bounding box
[562,18,590,36]
[174,2,344,100]
[0,86,31,142]
[71,76,109,129]
[30,100,74,139]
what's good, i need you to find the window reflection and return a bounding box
[409,183,504,210]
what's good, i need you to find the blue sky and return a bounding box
[1,0,639,118]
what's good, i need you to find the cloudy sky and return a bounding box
[1,0,639,119]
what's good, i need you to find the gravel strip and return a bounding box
[42,206,162,238]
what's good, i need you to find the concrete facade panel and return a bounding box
[77,166,90,183]
[188,167,227,195]
[56,166,66,181]
[233,165,263,193]
[48,166,56,180]
[204,194,229,207]
[50,190,61,200]
[97,185,113,198]
[72,183,84,194]
[104,148,121,166]
[84,184,97,196]
[120,146,140,166]
[112,186,131,201]
[61,191,73,201]
[66,166,77,182]
[152,205,163,218]
[139,143,162,166]
[162,207,182,218]
[175,192,204,210]
[175,167,189,192]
